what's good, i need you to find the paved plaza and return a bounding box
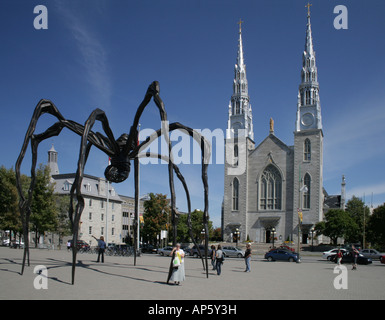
[0,247,384,300]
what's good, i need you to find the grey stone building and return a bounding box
[223,10,329,244]
[48,146,123,246]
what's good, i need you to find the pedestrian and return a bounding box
[170,243,185,285]
[351,245,359,270]
[336,248,343,265]
[67,240,71,252]
[210,245,216,270]
[92,235,106,263]
[244,243,252,272]
[216,245,224,275]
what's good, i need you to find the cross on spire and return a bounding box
[237,19,244,33]
[305,2,312,17]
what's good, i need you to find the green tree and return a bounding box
[0,166,22,241]
[30,164,58,247]
[345,196,371,243]
[175,209,213,243]
[315,209,358,245]
[142,193,170,245]
[55,194,72,248]
[367,204,385,250]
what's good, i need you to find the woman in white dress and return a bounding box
[170,243,185,285]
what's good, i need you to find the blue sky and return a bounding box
[1,0,385,228]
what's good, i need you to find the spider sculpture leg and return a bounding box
[133,122,211,280]
[16,100,120,283]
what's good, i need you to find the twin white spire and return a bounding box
[227,19,254,141]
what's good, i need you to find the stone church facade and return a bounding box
[223,10,327,244]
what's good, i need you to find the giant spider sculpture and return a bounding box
[15,81,211,284]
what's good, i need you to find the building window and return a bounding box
[89,226,92,235]
[235,101,240,114]
[89,212,92,220]
[111,228,115,236]
[234,144,238,166]
[232,178,239,211]
[303,174,311,209]
[63,181,71,191]
[304,139,311,161]
[101,227,104,235]
[305,90,311,105]
[101,200,104,209]
[259,165,282,210]
[89,199,92,207]
[101,214,104,221]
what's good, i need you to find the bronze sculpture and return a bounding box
[15,81,211,284]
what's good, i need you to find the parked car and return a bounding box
[360,249,385,261]
[141,244,158,254]
[380,256,385,264]
[265,249,299,262]
[158,246,173,256]
[222,246,245,258]
[322,248,347,260]
[3,239,25,248]
[190,245,207,258]
[330,252,372,265]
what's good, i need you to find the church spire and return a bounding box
[227,19,254,141]
[237,19,245,70]
[295,3,322,132]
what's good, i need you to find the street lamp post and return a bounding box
[311,227,315,252]
[234,228,240,247]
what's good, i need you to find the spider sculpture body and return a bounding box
[15,81,211,284]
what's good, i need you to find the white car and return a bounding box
[322,248,347,260]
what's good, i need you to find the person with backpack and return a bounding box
[216,245,224,275]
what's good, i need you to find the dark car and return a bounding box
[141,244,158,254]
[190,245,207,258]
[265,249,299,262]
[330,252,372,265]
[380,256,385,264]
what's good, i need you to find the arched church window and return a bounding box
[304,139,311,161]
[234,144,238,166]
[259,165,282,210]
[235,101,240,114]
[303,174,311,209]
[232,178,239,211]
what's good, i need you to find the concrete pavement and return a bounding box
[0,247,384,300]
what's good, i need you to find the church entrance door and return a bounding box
[265,230,271,243]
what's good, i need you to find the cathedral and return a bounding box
[223,8,330,245]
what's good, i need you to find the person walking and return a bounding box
[351,245,359,270]
[170,243,185,285]
[216,245,224,275]
[210,245,216,270]
[244,243,252,272]
[336,248,343,266]
[67,240,71,252]
[92,235,106,263]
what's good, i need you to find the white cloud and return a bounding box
[54,2,111,108]
[347,181,385,199]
